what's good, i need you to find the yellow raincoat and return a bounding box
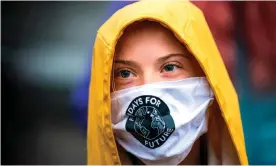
[87,0,248,165]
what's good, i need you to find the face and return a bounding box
[112,21,204,91]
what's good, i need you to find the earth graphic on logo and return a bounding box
[134,106,166,140]
[125,95,175,149]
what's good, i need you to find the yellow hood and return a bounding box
[87,0,248,165]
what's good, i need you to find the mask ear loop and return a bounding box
[206,79,215,126]
[206,86,215,124]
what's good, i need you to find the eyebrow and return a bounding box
[157,53,192,64]
[114,59,141,70]
[114,53,192,68]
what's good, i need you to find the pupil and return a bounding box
[165,65,174,71]
[121,71,130,78]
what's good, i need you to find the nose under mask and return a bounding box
[111,77,214,165]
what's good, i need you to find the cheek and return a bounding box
[189,61,205,77]
[161,70,191,80]
[113,77,138,91]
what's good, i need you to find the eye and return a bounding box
[116,69,135,78]
[162,64,180,72]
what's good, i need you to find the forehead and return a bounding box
[115,21,188,60]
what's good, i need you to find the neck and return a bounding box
[179,136,205,165]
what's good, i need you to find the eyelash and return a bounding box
[114,68,136,78]
[160,62,182,72]
[114,62,182,79]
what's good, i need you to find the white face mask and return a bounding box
[111,77,214,165]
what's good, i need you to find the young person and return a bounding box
[87,1,248,165]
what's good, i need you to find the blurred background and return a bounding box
[1,1,276,165]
